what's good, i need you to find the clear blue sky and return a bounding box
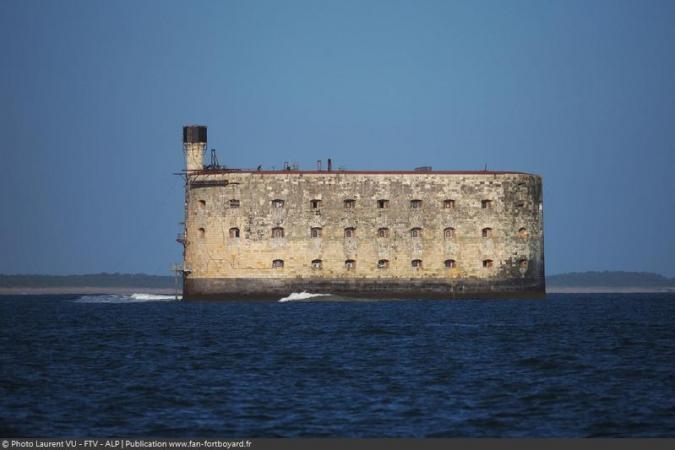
[1,0,674,276]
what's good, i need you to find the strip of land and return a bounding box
[0,273,178,295]
[546,271,675,293]
[547,286,675,294]
[0,287,177,295]
[1,271,674,295]
[2,286,673,295]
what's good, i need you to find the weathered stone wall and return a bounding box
[181,171,544,298]
[184,142,206,172]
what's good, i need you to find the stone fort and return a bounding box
[179,125,545,299]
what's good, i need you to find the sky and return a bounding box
[1,0,674,276]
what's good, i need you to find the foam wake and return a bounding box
[131,293,180,301]
[279,291,331,302]
[75,293,181,303]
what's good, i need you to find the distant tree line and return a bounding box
[1,271,673,288]
[546,271,675,287]
[0,273,177,288]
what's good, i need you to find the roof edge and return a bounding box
[191,169,539,176]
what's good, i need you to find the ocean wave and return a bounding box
[75,293,181,303]
[278,291,331,302]
[131,293,181,301]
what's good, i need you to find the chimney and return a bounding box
[327,158,332,172]
[183,125,207,172]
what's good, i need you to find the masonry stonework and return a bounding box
[180,166,545,299]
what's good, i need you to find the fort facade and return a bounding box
[179,125,545,299]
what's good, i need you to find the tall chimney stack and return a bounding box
[183,125,207,172]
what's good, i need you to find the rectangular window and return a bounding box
[230,200,240,208]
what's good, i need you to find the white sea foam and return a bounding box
[75,293,180,303]
[278,291,331,302]
[131,293,181,301]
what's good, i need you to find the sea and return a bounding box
[1,292,674,437]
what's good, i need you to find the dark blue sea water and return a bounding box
[1,293,674,437]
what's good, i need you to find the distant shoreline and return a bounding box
[1,286,674,295]
[0,287,177,295]
[3,271,675,296]
[547,286,675,294]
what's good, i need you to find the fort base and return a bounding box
[183,277,546,300]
